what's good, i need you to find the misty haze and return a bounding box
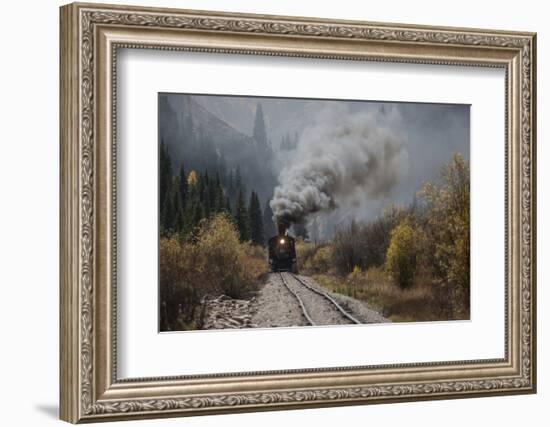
[158,93,470,332]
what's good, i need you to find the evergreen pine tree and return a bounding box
[214,172,225,212]
[181,173,200,238]
[234,166,247,204]
[248,191,264,245]
[159,141,173,227]
[253,102,268,150]
[178,163,188,210]
[263,199,277,239]
[173,184,184,232]
[162,180,176,233]
[227,169,235,204]
[225,196,231,213]
[234,189,250,242]
[191,200,204,230]
[207,171,217,215]
[199,171,210,217]
[235,166,244,194]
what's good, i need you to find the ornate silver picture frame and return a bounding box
[60,2,536,423]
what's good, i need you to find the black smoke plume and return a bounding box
[270,105,408,236]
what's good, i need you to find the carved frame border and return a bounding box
[60,2,536,423]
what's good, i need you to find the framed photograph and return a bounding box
[60,2,537,423]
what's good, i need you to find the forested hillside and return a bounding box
[159,94,277,206]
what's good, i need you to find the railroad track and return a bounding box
[278,272,362,326]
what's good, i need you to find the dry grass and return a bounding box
[240,242,269,285]
[313,267,466,322]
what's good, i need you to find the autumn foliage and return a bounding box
[419,153,470,316]
[385,220,420,289]
[299,153,470,321]
[159,213,265,331]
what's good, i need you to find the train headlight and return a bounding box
[280,238,285,244]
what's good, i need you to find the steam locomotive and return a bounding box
[268,233,298,273]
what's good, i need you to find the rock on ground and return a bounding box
[201,274,389,330]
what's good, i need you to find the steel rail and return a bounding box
[288,273,362,325]
[278,272,316,326]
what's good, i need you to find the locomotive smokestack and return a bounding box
[277,217,290,236]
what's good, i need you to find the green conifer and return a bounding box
[248,191,264,245]
[234,189,250,242]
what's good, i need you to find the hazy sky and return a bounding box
[171,93,470,236]
[194,94,469,200]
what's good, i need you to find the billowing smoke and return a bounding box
[270,104,408,236]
